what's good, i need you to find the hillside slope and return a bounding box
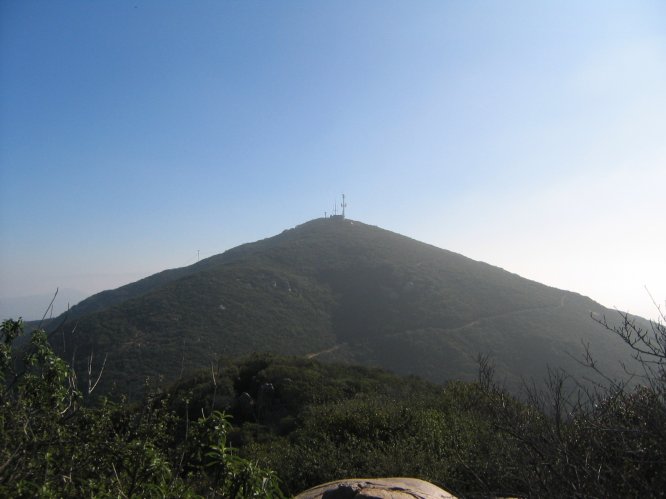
[50,218,639,395]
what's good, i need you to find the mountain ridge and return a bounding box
[49,218,640,396]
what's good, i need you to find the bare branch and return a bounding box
[87,351,108,395]
[38,288,58,329]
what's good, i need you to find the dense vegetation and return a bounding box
[49,218,642,397]
[0,319,283,498]
[3,310,665,497]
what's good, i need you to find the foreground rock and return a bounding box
[295,477,456,499]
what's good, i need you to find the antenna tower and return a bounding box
[341,194,347,218]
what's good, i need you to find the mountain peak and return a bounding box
[51,219,637,397]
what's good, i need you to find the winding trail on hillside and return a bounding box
[304,293,569,359]
[435,293,568,335]
[306,343,345,359]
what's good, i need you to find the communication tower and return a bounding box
[328,194,348,220]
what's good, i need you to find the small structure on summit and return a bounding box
[329,194,347,220]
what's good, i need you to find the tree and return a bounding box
[474,306,666,497]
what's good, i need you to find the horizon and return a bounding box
[1,1,665,320]
[1,214,661,322]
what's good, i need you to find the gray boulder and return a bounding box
[295,477,457,499]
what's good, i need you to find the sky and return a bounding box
[1,0,665,320]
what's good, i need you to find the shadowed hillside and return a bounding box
[50,218,641,396]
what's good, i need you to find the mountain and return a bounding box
[48,218,640,396]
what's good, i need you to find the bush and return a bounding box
[0,319,283,498]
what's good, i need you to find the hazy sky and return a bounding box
[1,1,665,320]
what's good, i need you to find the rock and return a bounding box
[295,477,457,499]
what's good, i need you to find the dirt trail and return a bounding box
[306,343,344,359]
[304,293,568,357]
[442,292,568,334]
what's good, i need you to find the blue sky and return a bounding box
[1,1,665,319]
